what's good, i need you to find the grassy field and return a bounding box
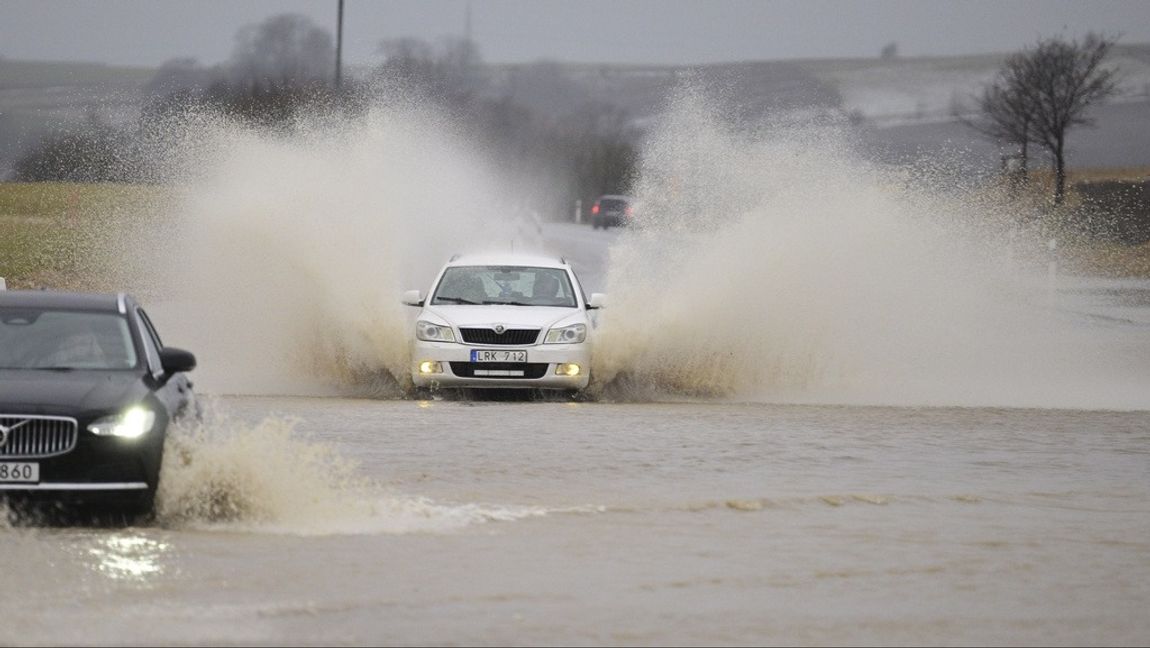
[1,180,1148,292]
[0,182,163,290]
[1062,240,1150,277]
[0,59,152,90]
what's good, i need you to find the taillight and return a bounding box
[591,203,600,215]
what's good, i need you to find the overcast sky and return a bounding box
[3,0,1149,68]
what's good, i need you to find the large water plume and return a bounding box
[111,87,1150,409]
[134,99,535,396]
[591,92,1150,409]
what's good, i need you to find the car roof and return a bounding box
[445,253,569,270]
[597,194,632,201]
[0,290,129,314]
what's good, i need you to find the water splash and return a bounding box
[128,98,538,396]
[108,88,1150,409]
[155,408,592,536]
[590,91,1150,409]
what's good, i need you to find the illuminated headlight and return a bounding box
[88,406,156,439]
[416,320,455,343]
[545,323,587,344]
[555,363,582,376]
[418,361,443,374]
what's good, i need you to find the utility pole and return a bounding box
[335,0,345,89]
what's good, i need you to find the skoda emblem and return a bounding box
[494,324,506,334]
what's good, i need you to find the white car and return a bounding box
[403,254,604,392]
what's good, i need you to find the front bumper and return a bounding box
[0,428,164,496]
[411,340,591,390]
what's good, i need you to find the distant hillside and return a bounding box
[0,59,152,176]
[474,45,1150,172]
[0,59,153,89]
[477,44,1150,127]
[3,44,1150,177]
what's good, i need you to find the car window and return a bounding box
[135,308,164,374]
[0,309,139,370]
[571,270,590,305]
[599,198,628,211]
[138,308,164,348]
[432,266,577,307]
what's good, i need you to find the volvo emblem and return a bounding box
[0,419,29,449]
[494,324,506,334]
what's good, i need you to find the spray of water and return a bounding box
[129,98,534,396]
[107,87,1149,410]
[590,91,1150,409]
[155,404,588,536]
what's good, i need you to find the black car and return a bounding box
[590,195,634,229]
[0,290,196,519]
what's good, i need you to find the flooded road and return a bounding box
[3,397,1148,645]
[5,215,1150,645]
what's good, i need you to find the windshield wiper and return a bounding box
[33,366,79,371]
[435,297,481,305]
[483,300,533,306]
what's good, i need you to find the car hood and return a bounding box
[422,305,584,330]
[0,370,149,417]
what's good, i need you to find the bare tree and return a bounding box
[374,36,482,107]
[1020,34,1118,205]
[376,37,437,85]
[970,34,1118,205]
[144,58,215,97]
[231,13,335,88]
[967,52,1035,183]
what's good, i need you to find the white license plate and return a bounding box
[471,349,527,363]
[0,462,39,483]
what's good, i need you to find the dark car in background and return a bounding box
[0,290,196,520]
[590,195,635,229]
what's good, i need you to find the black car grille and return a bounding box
[0,415,79,458]
[459,328,539,345]
[449,362,549,379]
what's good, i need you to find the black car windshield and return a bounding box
[432,266,578,308]
[0,309,139,370]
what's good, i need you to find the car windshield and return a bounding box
[0,309,139,370]
[432,266,578,308]
[599,198,629,211]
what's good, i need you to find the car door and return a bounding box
[136,308,194,421]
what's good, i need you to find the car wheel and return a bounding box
[128,489,157,517]
[104,489,158,524]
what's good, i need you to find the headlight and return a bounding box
[416,320,455,343]
[545,323,587,344]
[88,406,156,439]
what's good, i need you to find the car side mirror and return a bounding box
[587,293,607,309]
[159,347,196,374]
[402,290,424,307]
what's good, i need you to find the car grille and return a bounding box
[459,328,539,345]
[0,415,79,458]
[449,362,549,379]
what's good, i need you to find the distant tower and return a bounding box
[465,0,473,44]
[335,0,344,89]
